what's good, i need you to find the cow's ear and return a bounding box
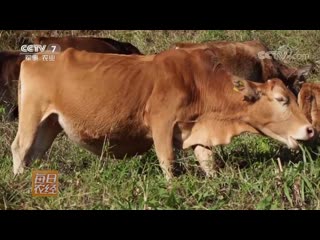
[282,64,314,84]
[232,79,260,102]
[294,64,314,80]
[286,64,315,94]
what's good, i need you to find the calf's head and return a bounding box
[298,82,320,135]
[233,78,315,148]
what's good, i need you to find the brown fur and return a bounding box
[173,40,313,95]
[298,83,320,132]
[0,37,142,121]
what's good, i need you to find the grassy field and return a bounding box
[1,30,320,210]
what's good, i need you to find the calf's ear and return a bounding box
[286,64,315,95]
[281,63,314,80]
[287,64,314,83]
[232,79,260,102]
[295,64,314,80]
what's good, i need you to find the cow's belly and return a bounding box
[77,137,154,159]
[57,113,153,158]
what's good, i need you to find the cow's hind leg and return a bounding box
[11,111,62,175]
[31,113,63,159]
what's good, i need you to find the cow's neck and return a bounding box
[194,70,253,121]
[180,72,263,148]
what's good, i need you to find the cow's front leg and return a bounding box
[193,145,216,177]
[151,118,176,181]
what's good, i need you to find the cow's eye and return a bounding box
[275,96,289,105]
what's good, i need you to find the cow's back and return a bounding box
[174,40,291,84]
[33,36,142,55]
[20,49,154,141]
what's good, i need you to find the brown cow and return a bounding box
[0,37,142,120]
[174,41,316,158]
[298,82,320,133]
[173,40,313,96]
[12,48,314,180]
[0,51,24,120]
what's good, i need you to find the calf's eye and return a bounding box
[275,96,289,104]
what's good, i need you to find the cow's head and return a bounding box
[298,82,320,135]
[174,41,315,96]
[233,78,315,149]
[279,64,314,96]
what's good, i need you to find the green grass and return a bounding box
[1,30,320,210]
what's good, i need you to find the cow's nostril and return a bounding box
[307,126,315,138]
